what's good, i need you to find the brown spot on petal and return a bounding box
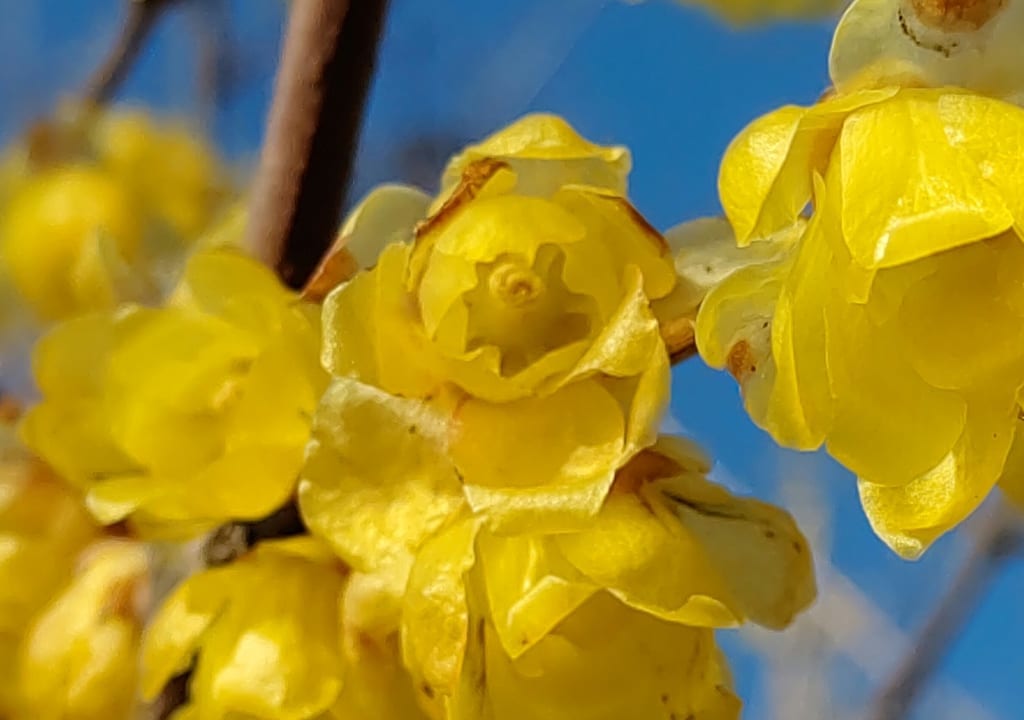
[613,449,683,495]
[610,196,671,256]
[413,158,510,244]
[301,240,359,303]
[726,339,758,382]
[908,0,1005,31]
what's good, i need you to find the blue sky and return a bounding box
[2,0,1021,717]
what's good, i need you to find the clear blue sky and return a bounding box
[2,1,1021,717]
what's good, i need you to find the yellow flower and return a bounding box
[21,249,327,538]
[18,539,147,720]
[0,165,145,320]
[143,536,425,720]
[143,537,345,720]
[0,422,100,716]
[401,438,814,719]
[94,110,232,240]
[0,107,233,323]
[830,0,1024,101]
[698,85,1024,556]
[301,114,676,596]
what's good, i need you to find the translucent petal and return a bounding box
[401,518,481,701]
[453,379,625,532]
[551,186,676,301]
[483,592,740,720]
[336,183,431,269]
[666,215,800,317]
[441,114,631,197]
[938,92,1024,228]
[859,389,1019,557]
[718,90,895,246]
[299,379,464,598]
[830,0,1024,99]
[896,234,1024,391]
[838,90,1014,268]
[825,289,967,486]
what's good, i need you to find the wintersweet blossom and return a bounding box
[696,85,1024,556]
[21,249,326,538]
[300,115,677,598]
[401,438,814,719]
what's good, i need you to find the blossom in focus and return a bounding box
[401,438,814,719]
[300,114,678,598]
[21,249,326,538]
[142,536,425,720]
[696,85,1024,556]
[0,419,100,716]
[18,539,147,720]
[830,0,1024,101]
[0,107,233,322]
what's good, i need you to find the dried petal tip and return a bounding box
[907,0,1005,31]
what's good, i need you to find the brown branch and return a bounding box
[866,500,1024,720]
[246,0,391,289]
[83,0,178,105]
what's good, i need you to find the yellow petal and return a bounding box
[338,184,431,268]
[145,538,345,719]
[441,114,630,197]
[20,540,146,720]
[938,92,1024,229]
[299,378,465,598]
[401,517,482,704]
[452,379,625,532]
[720,88,899,247]
[859,389,1019,557]
[483,592,740,720]
[553,186,675,301]
[322,242,440,398]
[838,89,1014,268]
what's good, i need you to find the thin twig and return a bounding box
[83,0,178,105]
[866,500,1024,720]
[246,0,391,289]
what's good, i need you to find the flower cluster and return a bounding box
[688,0,1024,556]
[284,115,814,718]
[0,409,147,719]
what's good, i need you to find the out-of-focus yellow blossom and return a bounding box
[301,114,678,598]
[93,110,231,240]
[144,536,426,720]
[18,539,147,720]
[698,85,1024,556]
[0,420,101,716]
[0,107,233,323]
[401,437,813,719]
[830,0,1024,101]
[21,249,327,538]
[143,538,345,720]
[673,0,844,23]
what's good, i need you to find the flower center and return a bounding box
[488,261,545,308]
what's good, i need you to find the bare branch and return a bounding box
[83,0,178,105]
[246,0,391,289]
[866,500,1024,720]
